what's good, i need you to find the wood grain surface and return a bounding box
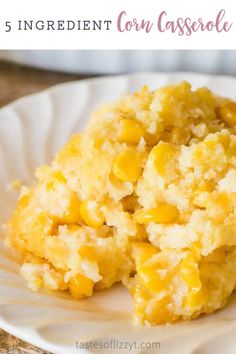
[0,60,95,107]
[0,59,96,353]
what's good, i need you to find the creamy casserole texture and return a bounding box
[8,81,236,325]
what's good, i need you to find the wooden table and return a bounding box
[0,60,96,354]
[0,60,95,107]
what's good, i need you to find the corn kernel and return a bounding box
[131,242,158,264]
[17,193,30,210]
[135,224,148,242]
[66,224,81,232]
[112,149,143,182]
[191,241,202,259]
[118,119,145,144]
[219,102,236,127]
[79,246,97,262]
[68,273,94,299]
[170,127,190,145]
[80,201,104,228]
[52,171,67,183]
[145,295,174,325]
[134,203,179,224]
[115,107,135,119]
[180,253,201,291]
[138,264,169,292]
[62,193,81,224]
[132,243,171,292]
[41,170,66,184]
[149,142,176,176]
[216,193,230,209]
[219,134,230,149]
[184,289,207,308]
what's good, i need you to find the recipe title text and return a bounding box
[3,9,233,36]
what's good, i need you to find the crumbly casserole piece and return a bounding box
[7,81,236,325]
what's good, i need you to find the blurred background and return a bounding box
[0,50,235,107]
[1,50,236,75]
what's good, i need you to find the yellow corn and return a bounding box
[62,193,81,224]
[138,264,169,292]
[145,295,174,325]
[134,203,179,224]
[184,289,207,308]
[57,134,81,164]
[40,169,67,185]
[219,102,236,127]
[131,242,158,264]
[17,193,30,210]
[115,107,135,120]
[215,193,230,209]
[80,201,104,228]
[67,224,81,231]
[149,142,176,176]
[132,243,170,293]
[135,224,148,242]
[79,245,97,262]
[112,149,143,182]
[219,133,230,149]
[191,241,202,259]
[118,119,145,144]
[52,171,67,183]
[68,273,94,299]
[180,253,201,291]
[36,167,66,185]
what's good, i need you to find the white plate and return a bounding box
[1,72,236,354]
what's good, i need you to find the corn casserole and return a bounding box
[7,81,236,325]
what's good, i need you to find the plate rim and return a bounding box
[1,71,236,354]
[2,70,236,112]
